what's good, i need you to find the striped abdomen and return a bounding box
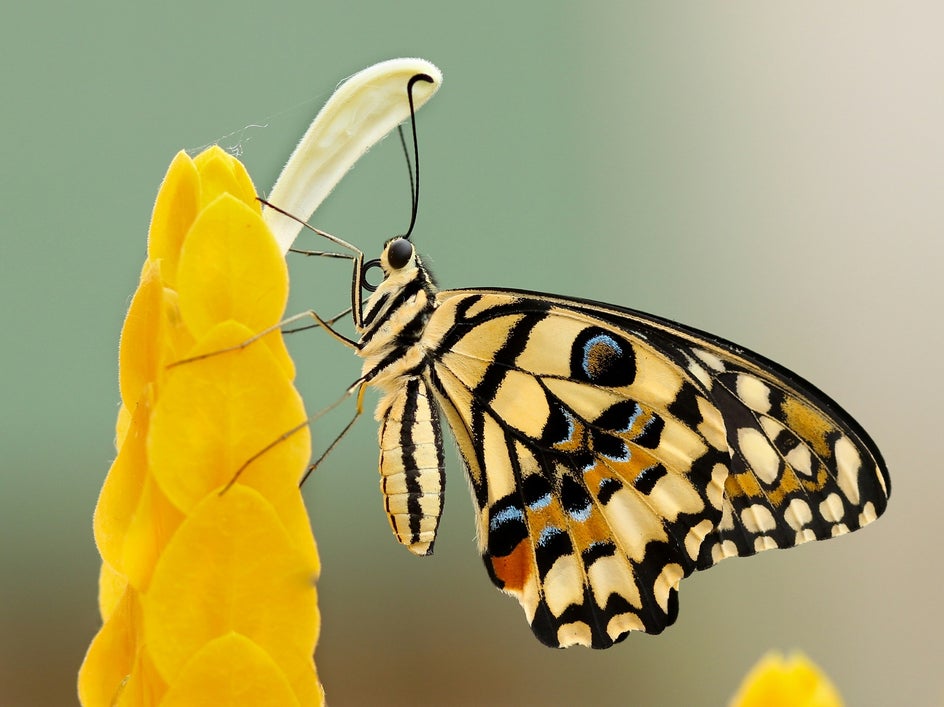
[376,376,445,556]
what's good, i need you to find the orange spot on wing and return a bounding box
[725,470,763,500]
[781,398,833,458]
[569,511,612,552]
[490,540,533,593]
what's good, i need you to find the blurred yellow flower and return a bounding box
[78,148,320,706]
[730,650,844,707]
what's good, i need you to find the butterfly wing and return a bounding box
[420,288,889,648]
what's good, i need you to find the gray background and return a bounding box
[2,2,939,705]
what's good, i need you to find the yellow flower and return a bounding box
[78,58,442,706]
[78,148,320,706]
[730,650,845,707]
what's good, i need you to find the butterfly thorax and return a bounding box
[356,252,438,389]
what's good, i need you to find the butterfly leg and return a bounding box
[167,307,360,370]
[305,309,361,350]
[213,363,366,496]
[220,378,366,491]
[300,380,367,485]
[289,247,354,261]
[281,307,352,334]
[220,418,311,494]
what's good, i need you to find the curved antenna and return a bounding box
[396,126,415,233]
[398,73,434,240]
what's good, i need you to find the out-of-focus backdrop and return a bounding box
[2,3,939,705]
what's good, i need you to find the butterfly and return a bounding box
[275,77,890,650]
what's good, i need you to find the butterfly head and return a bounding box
[357,235,436,342]
[383,237,416,273]
[361,236,427,293]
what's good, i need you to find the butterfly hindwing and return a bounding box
[419,288,889,647]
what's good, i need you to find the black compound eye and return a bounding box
[387,238,414,269]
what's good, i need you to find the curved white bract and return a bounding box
[264,58,443,252]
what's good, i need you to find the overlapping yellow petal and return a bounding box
[175,196,294,377]
[80,148,319,706]
[79,587,135,704]
[144,486,319,700]
[176,196,286,338]
[94,396,151,573]
[729,651,844,707]
[119,474,185,593]
[117,262,164,409]
[192,147,259,213]
[146,153,199,289]
[97,560,127,621]
[160,634,302,707]
[148,321,307,513]
[83,59,444,706]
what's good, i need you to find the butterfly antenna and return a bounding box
[258,197,362,257]
[398,73,434,240]
[396,124,415,221]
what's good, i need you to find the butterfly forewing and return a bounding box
[559,293,891,565]
[354,243,889,648]
[680,345,890,566]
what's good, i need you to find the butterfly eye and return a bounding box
[387,238,414,270]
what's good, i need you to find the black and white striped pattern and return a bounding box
[376,376,445,556]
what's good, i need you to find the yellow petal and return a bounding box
[730,651,844,707]
[143,486,319,685]
[115,403,132,451]
[159,285,197,369]
[97,560,127,622]
[270,485,321,578]
[159,633,305,707]
[193,146,259,212]
[94,395,150,573]
[116,642,168,707]
[147,152,200,289]
[147,320,309,513]
[78,584,148,707]
[118,260,164,408]
[274,652,321,707]
[120,474,185,593]
[175,195,288,341]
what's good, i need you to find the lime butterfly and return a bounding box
[275,71,890,649]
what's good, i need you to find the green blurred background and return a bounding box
[2,2,939,705]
